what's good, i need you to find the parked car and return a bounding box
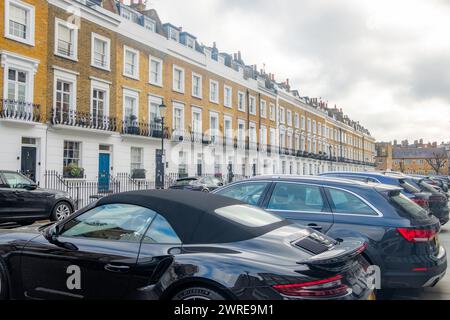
[320,172,449,224]
[0,190,374,300]
[213,175,447,290]
[0,170,74,225]
[428,176,449,193]
[169,176,224,192]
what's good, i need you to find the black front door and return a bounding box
[21,146,36,182]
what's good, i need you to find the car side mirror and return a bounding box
[24,183,38,191]
[44,225,78,251]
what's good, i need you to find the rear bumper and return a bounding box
[431,206,449,225]
[382,245,447,288]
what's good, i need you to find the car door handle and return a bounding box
[307,223,323,231]
[104,264,130,273]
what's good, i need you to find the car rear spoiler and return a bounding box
[296,238,368,270]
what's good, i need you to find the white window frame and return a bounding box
[143,17,156,32]
[269,103,275,121]
[279,107,285,124]
[122,88,139,121]
[237,91,246,112]
[287,110,292,126]
[172,65,185,93]
[224,85,232,108]
[4,0,35,46]
[91,32,111,71]
[123,45,140,80]
[54,18,78,61]
[191,106,202,134]
[172,102,185,135]
[53,68,78,112]
[260,100,267,118]
[130,147,144,171]
[249,121,257,145]
[209,79,219,104]
[223,115,233,141]
[294,113,299,128]
[237,119,246,145]
[1,51,38,103]
[249,95,256,115]
[90,78,110,118]
[191,72,202,98]
[209,111,219,143]
[149,56,163,87]
[260,125,267,145]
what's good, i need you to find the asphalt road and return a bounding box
[391,223,450,300]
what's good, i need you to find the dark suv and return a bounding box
[0,171,74,225]
[213,175,447,290]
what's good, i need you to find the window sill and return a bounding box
[123,73,140,81]
[149,81,163,88]
[224,105,232,109]
[55,52,78,62]
[4,34,34,46]
[209,100,219,105]
[91,64,111,72]
[192,94,203,100]
[172,89,185,94]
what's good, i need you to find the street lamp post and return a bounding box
[158,101,167,189]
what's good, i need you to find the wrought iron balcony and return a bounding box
[121,119,166,138]
[0,99,40,122]
[51,109,117,132]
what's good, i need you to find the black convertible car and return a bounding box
[0,190,374,300]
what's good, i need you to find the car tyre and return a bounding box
[0,261,9,300]
[172,286,226,300]
[51,201,73,221]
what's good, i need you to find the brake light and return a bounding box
[411,198,428,207]
[397,228,437,243]
[273,275,349,297]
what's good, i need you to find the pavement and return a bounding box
[391,223,450,300]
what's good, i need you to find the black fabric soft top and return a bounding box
[96,190,290,244]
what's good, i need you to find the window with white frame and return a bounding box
[5,0,35,45]
[301,115,306,130]
[279,107,285,123]
[173,102,184,134]
[209,79,219,103]
[91,79,110,125]
[294,113,299,128]
[237,120,245,145]
[307,118,311,132]
[6,68,27,102]
[130,147,144,171]
[260,125,267,145]
[308,138,312,152]
[313,120,317,134]
[63,140,81,169]
[301,136,306,151]
[54,69,77,121]
[280,131,286,148]
[168,27,180,42]
[123,46,139,79]
[287,132,292,149]
[192,107,202,135]
[270,128,276,146]
[238,91,245,112]
[149,95,162,128]
[287,110,292,126]
[269,103,275,121]
[249,95,256,115]
[192,73,202,98]
[55,18,78,60]
[186,37,195,49]
[260,100,267,118]
[91,33,110,70]
[178,151,187,176]
[317,122,322,136]
[224,85,232,108]
[224,116,233,143]
[123,89,139,125]
[295,135,300,150]
[143,17,156,32]
[173,65,185,93]
[209,112,219,144]
[249,122,257,146]
[149,56,163,86]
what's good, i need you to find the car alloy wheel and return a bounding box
[55,203,71,221]
[172,287,226,300]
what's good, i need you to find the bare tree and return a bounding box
[398,158,405,173]
[426,152,448,175]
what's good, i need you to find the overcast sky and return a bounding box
[147,0,449,143]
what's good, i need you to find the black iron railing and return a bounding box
[0,99,40,122]
[51,108,117,132]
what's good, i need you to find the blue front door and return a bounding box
[98,153,110,192]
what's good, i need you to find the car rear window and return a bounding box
[175,179,196,186]
[387,190,430,220]
[214,204,283,227]
[420,181,440,194]
[399,179,421,194]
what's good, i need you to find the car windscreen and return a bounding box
[420,181,440,194]
[215,204,283,228]
[399,179,421,194]
[174,179,196,186]
[386,190,430,220]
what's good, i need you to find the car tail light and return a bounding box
[411,198,428,207]
[273,275,349,297]
[397,228,437,243]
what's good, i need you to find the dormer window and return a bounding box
[186,37,195,49]
[218,56,225,65]
[144,17,156,32]
[168,28,179,42]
